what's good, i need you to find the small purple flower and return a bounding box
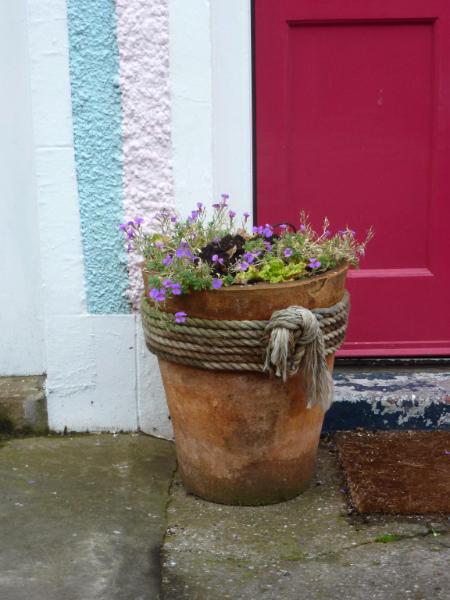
[324,229,331,238]
[243,252,255,264]
[212,278,223,289]
[263,224,273,238]
[238,261,250,272]
[300,224,306,232]
[308,258,321,269]
[127,230,136,240]
[279,223,288,231]
[243,211,250,222]
[444,450,450,455]
[171,283,182,295]
[197,202,204,211]
[126,243,133,253]
[119,223,127,231]
[149,288,166,302]
[174,311,187,324]
[212,203,221,209]
[228,210,236,220]
[284,247,293,258]
[263,241,272,252]
[252,225,263,235]
[154,241,164,249]
[221,193,229,206]
[162,254,173,266]
[175,243,192,260]
[212,236,221,244]
[212,254,224,265]
[190,210,199,222]
[170,215,178,223]
[162,278,173,288]
[134,217,144,226]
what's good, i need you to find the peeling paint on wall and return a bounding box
[116,0,174,308]
[67,0,129,313]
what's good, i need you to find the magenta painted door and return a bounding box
[254,0,450,356]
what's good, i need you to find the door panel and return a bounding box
[254,0,450,355]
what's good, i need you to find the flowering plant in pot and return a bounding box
[121,196,371,505]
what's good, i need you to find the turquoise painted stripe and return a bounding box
[67,0,129,313]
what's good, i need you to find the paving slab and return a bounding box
[0,434,176,600]
[162,442,449,599]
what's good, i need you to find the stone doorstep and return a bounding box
[0,366,448,435]
[0,375,47,434]
[325,366,450,432]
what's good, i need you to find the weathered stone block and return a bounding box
[0,376,47,434]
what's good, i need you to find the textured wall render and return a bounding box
[116,0,174,308]
[67,0,129,313]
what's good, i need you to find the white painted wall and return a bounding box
[0,0,45,375]
[137,0,253,437]
[0,0,252,436]
[27,0,140,433]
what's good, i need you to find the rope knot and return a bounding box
[264,305,333,410]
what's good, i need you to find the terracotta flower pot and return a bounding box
[146,264,348,505]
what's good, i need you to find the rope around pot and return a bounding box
[141,290,350,411]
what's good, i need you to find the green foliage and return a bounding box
[374,534,404,543]
[119,201,372,308]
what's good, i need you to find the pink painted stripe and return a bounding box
[116,0,174,308]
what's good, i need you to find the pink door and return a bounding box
[255,0,450,356]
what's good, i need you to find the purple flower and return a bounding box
[221,193,229,205]
[279,223,288,231]
[228,210,236,220]
[212,254,224,265]
[308,258,321,269]
[149,288,166,302]
[175,311,187,324]
[119,223,127,231]
[126,243,133,253]
[212,203,221,209]
[171,283,182,295]
[170,215,178,223]
[212,278,223,289]
[175,243,192,260]
[162,254,173,266]
[238,261,250,272]
[189,210,199,222]
[300,224,306,232]
[243,252,255,264]
[197,202,204,211]
[284,247,293,258]
[263,224,273,238]
[127,230,136,240]
[134,217,144,226]
[252,225,263,235]
[263,241,272,252]
[243,211,250,222]
[154,241,164,249]
[162,278,173,288]
[324,229,331,238]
